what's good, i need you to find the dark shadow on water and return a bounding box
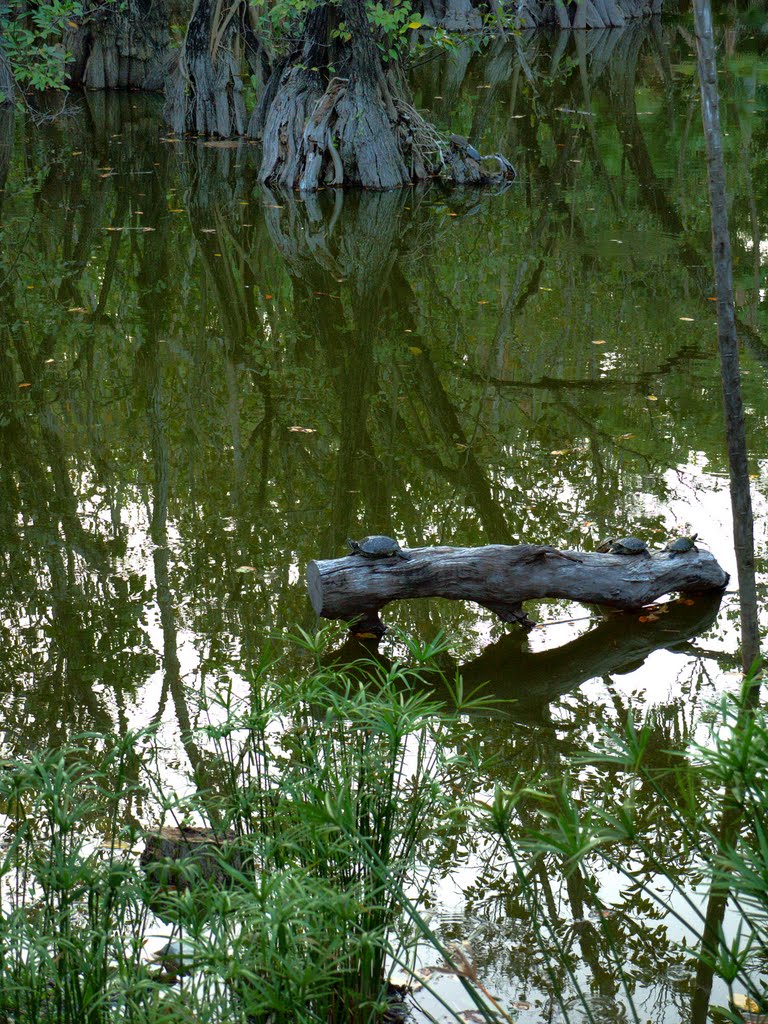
[326,591,724,723]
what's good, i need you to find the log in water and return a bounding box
[307,544,729,634]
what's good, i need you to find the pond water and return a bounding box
[1,11,767,1023]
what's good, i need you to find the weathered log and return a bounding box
[141,825,245,889]
[307,544,729,634]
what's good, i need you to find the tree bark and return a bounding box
[693,0,761,676]
[66,0,171,91]
[251,0,507,190]
[165,0,247,136]
[308,545,729,634]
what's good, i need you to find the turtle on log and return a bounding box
[347,535,409,560]
[597,536,650,556]
[666,534,699,555]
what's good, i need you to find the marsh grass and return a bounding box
[0,627,502,1024]
[478,671,768,1023]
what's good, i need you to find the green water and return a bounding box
[1,14,767,1020]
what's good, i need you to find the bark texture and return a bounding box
[251,0,508,189]
[0,42,13,106]
[693,0,760,675]
[308,544,729,633]
[514,0,662,29]
[66,0,171,91]
[165,0,247,136]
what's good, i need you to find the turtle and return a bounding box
[608,536,650,556]
[347,535,408,560]
[666,534,698,555]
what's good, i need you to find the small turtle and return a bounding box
[666,534,698,556]
[608,536,650,556]
[347,535,408,560]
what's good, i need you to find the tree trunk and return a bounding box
[251,0,503,190]
[693,0,761,676]
[165,0,247,136]
[0,39,13,107]
[308,544,729,635]
[66,0,171,91]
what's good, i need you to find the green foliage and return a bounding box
[0,630,500,1024]
[0,0,84,93]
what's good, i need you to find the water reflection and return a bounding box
[1,20,766,748]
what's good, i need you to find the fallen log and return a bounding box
[306,544,729,635]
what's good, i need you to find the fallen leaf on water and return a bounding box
[448,212,458,217]
[68,307,89,313]
[647,395,658,401]
[264,204,284,209]
[353,632,379,639]
[235,566,259,573]
[477,299,489,304]
[142,227,155,232]
[265,293,273,299]
[409,346,422,355]
[708,296,718,301]
[618,433,635,439]
[71,151,82,155]
[511,1001,532,1010]
[610,238,624,243]
[18,382,32,388]
[105,226,124,231]
[45,358,55,364]
[732,996,761,1014]
[169,208,185,213]
[679,316,695,321]
[289,426,316,433]
[550,449,570,455]
[203,140,240,149]
[592,339,606,345]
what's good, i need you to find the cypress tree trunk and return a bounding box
[692,3,760,676]
[165,0,248,136]
[66,0,171,91]
[251,0,494,190]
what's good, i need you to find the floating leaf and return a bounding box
[592,339,606,345]
[201,228,216,233]
[235,566,259,573]
[353,631,379,639]
[647,395,658,401]
[203,140,240,149]
[733,996,761,1014]
[18,382,32,388]
[550,449,570,455]
[105,226,124,231]
[511,1001,532,1010]
[67,307,89,313]
[288,426,316,433]
[679,316,695,321]
[408,346,422,355]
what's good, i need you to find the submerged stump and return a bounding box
[307,544,729,635]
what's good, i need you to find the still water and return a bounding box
[1,12,767,1022]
